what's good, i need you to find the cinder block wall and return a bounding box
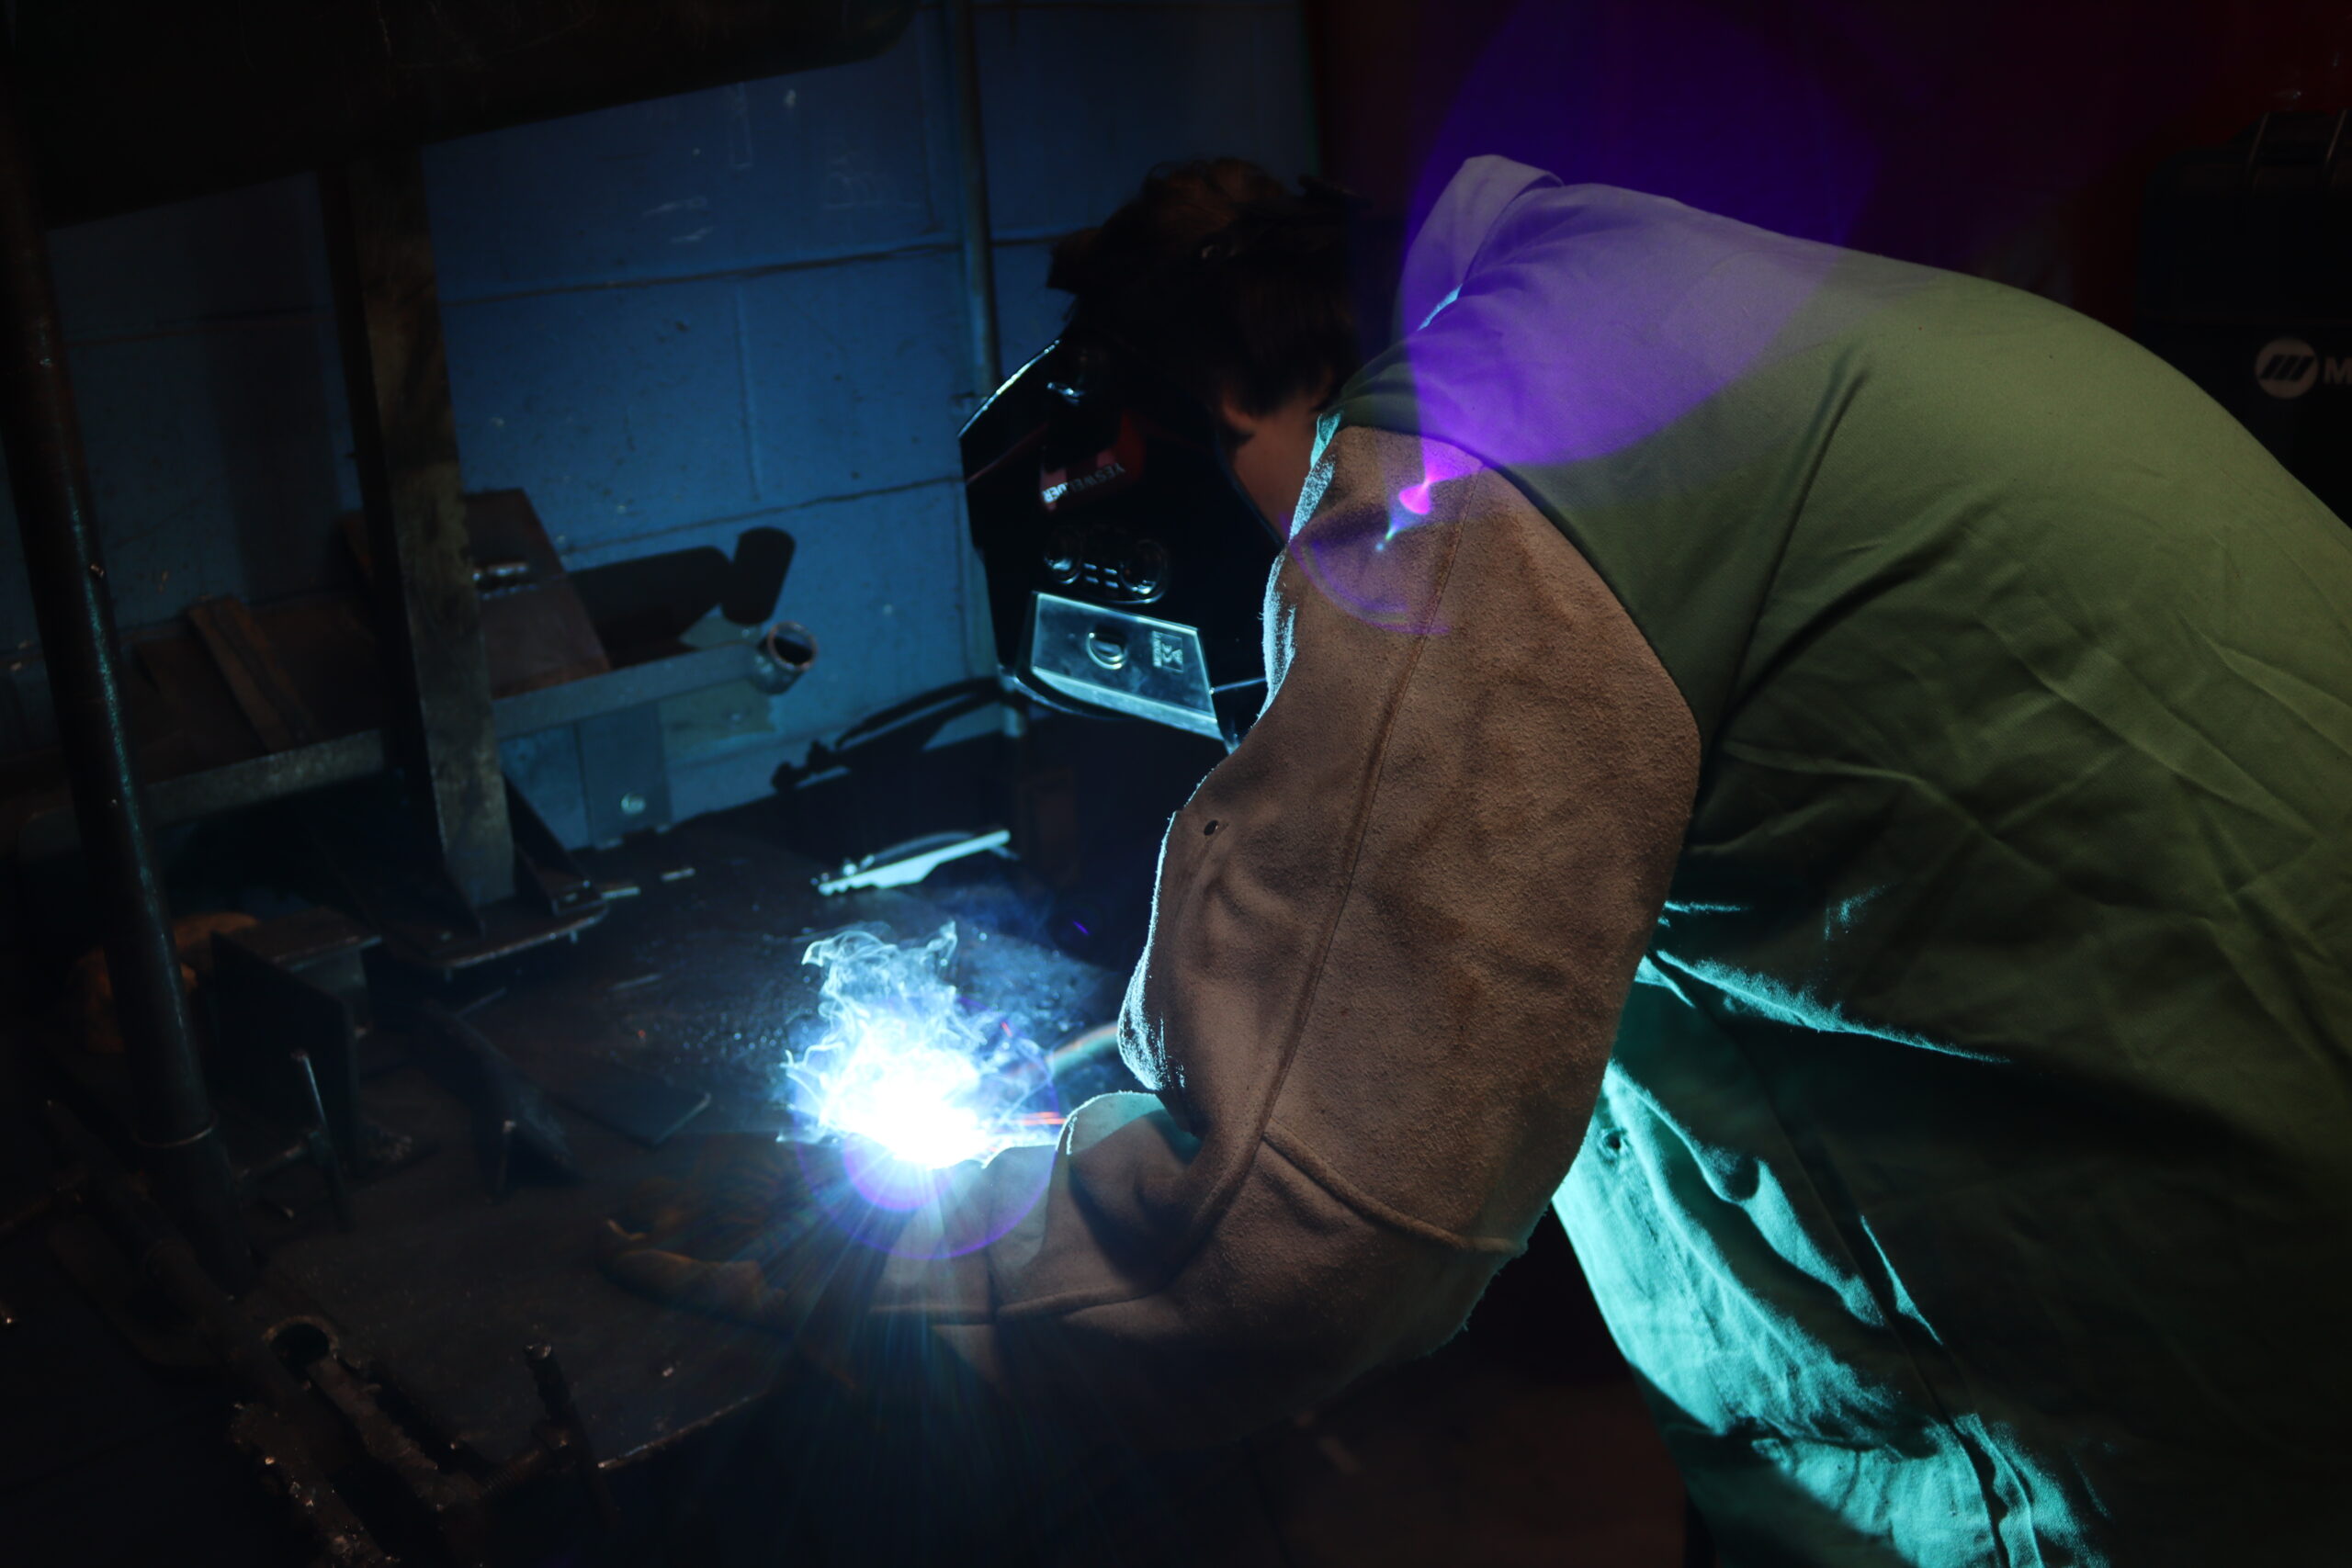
[0,0,1313,843]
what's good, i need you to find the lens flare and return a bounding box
[1393,440,1482,528]
[785,924,1058,1213]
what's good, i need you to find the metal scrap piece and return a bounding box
[404,999,581,1198]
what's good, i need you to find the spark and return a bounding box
[785,925,1057,1201]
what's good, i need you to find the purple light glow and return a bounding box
[1394,440,1483,524]
[1406,0,1883,277]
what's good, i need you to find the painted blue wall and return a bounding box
[1,0,1312,840]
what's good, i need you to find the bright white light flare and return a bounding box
[785,924,1055,1173]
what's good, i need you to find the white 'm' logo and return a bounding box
[2255,336,2320,399]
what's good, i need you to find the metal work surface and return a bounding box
[266,793,1125,1472]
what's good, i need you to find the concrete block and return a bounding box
[442,277,755,555]
[736,252,970,506]
[424,40,946,299]
[978,5,1314,240]
[49,175,333,340]
[0,317,355,649]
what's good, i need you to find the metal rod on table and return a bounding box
[0,51,251,1292]
[943,0,1001,397]
[290,1050,354,1232]
[526,1342,617,1529]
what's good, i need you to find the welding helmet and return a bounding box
[961,335,1278,749]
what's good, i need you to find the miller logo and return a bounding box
[1041,460,1126,509]
[1039,411,1147,512]
[2255,336,2322,399]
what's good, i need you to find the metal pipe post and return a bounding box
[0,56,251,1290]
[943,0,1002,397]
[321,150,515,912]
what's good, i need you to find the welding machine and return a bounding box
[2139,110,2352,525]
[961,336,1279,749]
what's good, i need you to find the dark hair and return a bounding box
[1047,159,1363,420]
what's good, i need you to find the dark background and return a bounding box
[1307,0,2352,333]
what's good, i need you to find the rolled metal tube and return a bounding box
[291,1050,355,1233]
[750,620,817,694]
[0,54,250,1289]
[304,1353,481,1516]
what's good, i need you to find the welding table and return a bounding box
[239,793,1126,1545]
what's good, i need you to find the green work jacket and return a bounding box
[1337,158,2352,1565]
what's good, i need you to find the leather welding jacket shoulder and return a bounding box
[1327,160,2352,1566]
[871,423,1699,1449]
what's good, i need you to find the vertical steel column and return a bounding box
[321,152,514,912]
[943,0,1002,396]
[942,0,1014,691]
[0,57,252,1289]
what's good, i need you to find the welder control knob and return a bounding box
[1120,539,1169,598]
[1085,626,1128,671]
[1043,529,1082,584]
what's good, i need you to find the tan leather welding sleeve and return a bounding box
[873,427,1699,1445]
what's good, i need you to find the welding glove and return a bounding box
[596,1132,893,1365]
[602,1133,807,1324]
[601,1133,802,1265]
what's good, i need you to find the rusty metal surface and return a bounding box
[227,1401,396,1568]
[14,2,920,228]
[136,629,285,773]
[467,491,611,700]
[187,595,325,753]
[324,148,515,912]
[266,1030,796,1474]
[266,795,1126,1471]
[303,1351,481,1517]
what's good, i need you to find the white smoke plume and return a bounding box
[785,923,1057,1170]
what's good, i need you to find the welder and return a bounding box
[607,156,2352,1564]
